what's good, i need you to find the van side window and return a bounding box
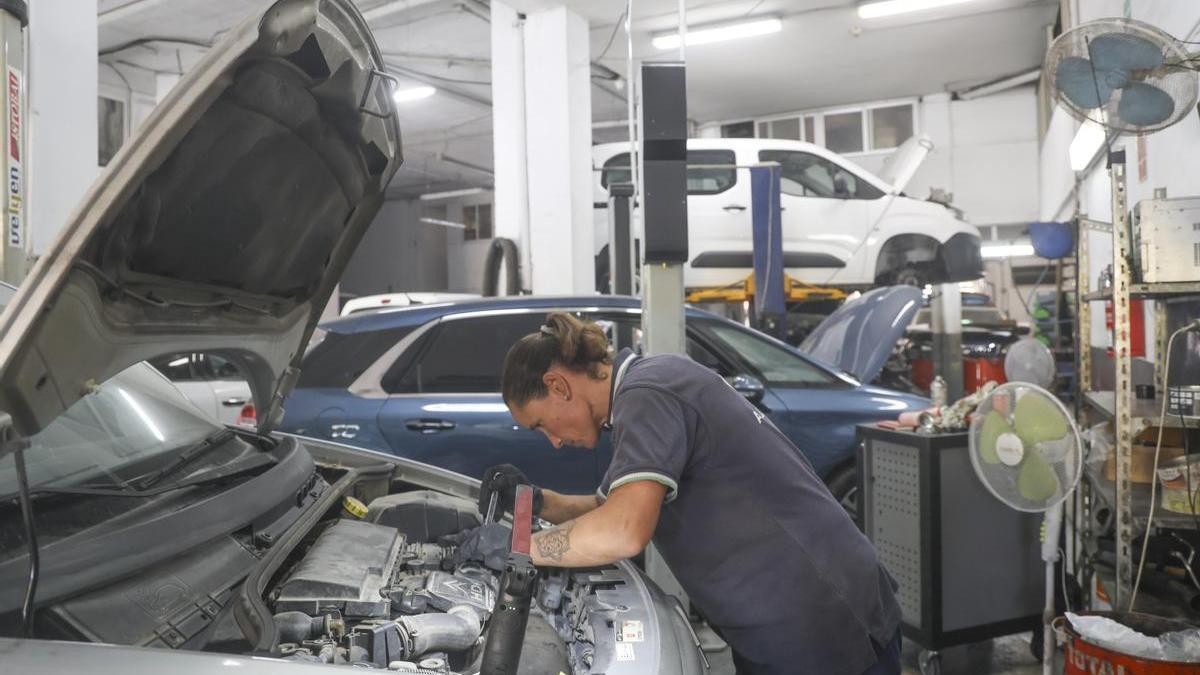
[600,150,738,195]
[758,150,883,200]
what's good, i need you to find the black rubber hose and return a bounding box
[482,238,520,297]
[481,560,538,675]
[272,611,334,644]
[400,605,483,657]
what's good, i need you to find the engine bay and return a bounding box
[6,444,683,674]
[261,488,654,673]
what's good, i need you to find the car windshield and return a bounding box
[0,363,221,496]
[701,321,835,385]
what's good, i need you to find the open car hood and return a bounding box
[800,286,923,383]
[876,133,932,194]
[0,0,402,437]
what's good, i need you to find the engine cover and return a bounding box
[420,570,495,614]
[274,518,405,618]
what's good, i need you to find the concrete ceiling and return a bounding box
[97,0,1058,197]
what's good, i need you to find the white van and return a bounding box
[592,135,982,290]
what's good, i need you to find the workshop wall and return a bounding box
[339,199,449,298]
[853,87,1041,234]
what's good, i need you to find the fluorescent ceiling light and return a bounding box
[1069,120,1106,172]
[393,85,436,103]
[651,17,782,50]
[981,243,1036,259]
[419,217,467,230]
[858,0,981,19]
[419,187,486,201]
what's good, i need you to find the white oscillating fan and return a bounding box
[1004,337,1057,390]
[969,383,1083,675]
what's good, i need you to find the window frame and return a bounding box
[750,98,918,157]
[600,150,739,196]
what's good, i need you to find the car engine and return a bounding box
[264,490,653,674]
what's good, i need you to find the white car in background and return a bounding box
[149,352,257,428]
[340,291,480,316]
[592,135,983,290]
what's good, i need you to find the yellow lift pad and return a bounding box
[686,274,847,305]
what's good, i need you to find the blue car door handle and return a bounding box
[405,418,457,433]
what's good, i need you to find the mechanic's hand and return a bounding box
[478,464,544,520]
[441,523,512,572]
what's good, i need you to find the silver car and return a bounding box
[0,0,703,672]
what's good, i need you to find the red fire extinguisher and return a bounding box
[1105,297,1145,357]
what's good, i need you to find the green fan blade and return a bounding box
[1018,451,1060,503]
[978,410,1013,465]
[1013,393,1068,446]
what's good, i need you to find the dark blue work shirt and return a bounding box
[599,349,902,674]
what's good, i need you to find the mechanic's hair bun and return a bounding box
[502,312,612,407]
[543,312,609,371]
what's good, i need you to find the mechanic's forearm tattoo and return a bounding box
[537,521,575,561]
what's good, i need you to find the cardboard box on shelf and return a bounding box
[1104,445,1187,484]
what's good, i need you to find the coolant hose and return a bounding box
[273,611,340,644]
[399,605,483,657]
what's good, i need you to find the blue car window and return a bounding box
[389,313,545,394]
[298,326,415,389]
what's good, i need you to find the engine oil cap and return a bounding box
[342,495,368,519]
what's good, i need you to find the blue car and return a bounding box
[279,289,928,509]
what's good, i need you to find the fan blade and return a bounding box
[1090,32,1165,73]
[1056,57,1114,109]
[1018,451,1060,503]
[979,410,1014,465]
[1013,393,1069,446]
[1118,81,1176,126]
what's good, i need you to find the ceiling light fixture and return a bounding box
[419,187,486,201]
[651,17,781,50]
[419,217,467,230]
[980,243,1036,259]
[393,85,436,103]
[857,0,981,19]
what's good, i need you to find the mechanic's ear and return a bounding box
[543,370,572,402]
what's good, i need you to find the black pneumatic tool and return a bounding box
[480,484,538,675]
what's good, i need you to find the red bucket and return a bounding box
[1054,612,1200,674]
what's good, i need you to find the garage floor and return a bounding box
[704,634,1063,674]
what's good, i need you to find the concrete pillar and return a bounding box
[28,0,97,255]
[491,2,594,295]
[490,1,529,291]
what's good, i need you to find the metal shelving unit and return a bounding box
[1082,282,1200,303]
[1082,391,1200,430]
[1075,152,1200,609]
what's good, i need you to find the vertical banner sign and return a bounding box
[750,164,784,318]
[6,65,20,249]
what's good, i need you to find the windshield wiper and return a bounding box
[0,452,274,505]
[133,428,238,491]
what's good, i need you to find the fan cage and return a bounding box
[1044,17,1198,133]
[968,382,1083,513]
